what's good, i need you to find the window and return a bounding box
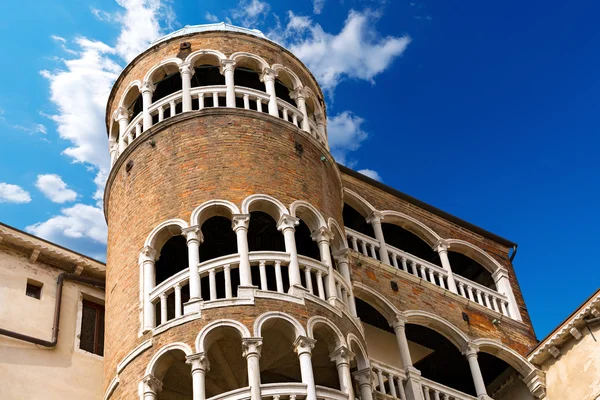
[80,300,105,356]
[26,279,43,299]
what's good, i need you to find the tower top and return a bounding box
[150,23,270,47]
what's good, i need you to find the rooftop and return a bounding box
[149,22,271,47]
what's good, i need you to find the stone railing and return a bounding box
[370,360,407,400]
[114,84,326,166]
[149,251,351,328]
[420,377,477,400]
[345,228,513,319]
[206,383,347,400]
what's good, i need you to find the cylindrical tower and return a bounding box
[103,24,366,400]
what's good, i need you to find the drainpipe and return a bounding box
[0,272,105,348]
[509,244,518,262]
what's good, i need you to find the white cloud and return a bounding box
[35,174,78,203]
[232,0,270,27]
[313,0,325,14]
[205,12,219,23]
[51,35,67,43]
[327,111,369,164]
[274,10,411,92]
[0,183,31,204]
[357,169,382,182]
[11,123,47,135]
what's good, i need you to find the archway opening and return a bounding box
[122,85,142,121]
[153,71,183,108]
[381,223,441,267]
[342,204,374,237]
[248,211,288,291]
[192,65,226,107]
[260,318,302,384]
[312,324,342,390]
[295,219,321,261]
[154,349,192,400]
[155,235,190,322]
[234,67,265,109]
[448,251,495,289]
[275,79,297,108]
[204,327,247,397]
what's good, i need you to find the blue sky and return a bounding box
[0,0,598,339]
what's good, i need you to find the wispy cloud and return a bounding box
[205,11,219,23]
[35,174,78,203]
[232,0,270,27]
[11,123,47,135]
[327,111,369,165]
[357,169,382,182]
[0,183,31,204]
[313,0,325,14]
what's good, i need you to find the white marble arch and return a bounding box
[444,238,505,274]
[190,199,241,228]
[145,342,194,378]
[184,49,227,68]
[253,311,307,339]
[241,194,289,221]
[195,319,252,353]
[473,338,537,379]
[271,64,302,90]
[230,51,270,74]
[307,315,347,348]
[352,281,400,322]
[290,200,327,232]
[347,332,370,370]
[379,210,441,248]
[144,218,189,252]
[143,57,184,85]
[328,217,348,252]
[343,188,376,218]
[402,310,471,350]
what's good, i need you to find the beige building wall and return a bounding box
[363,323,433,368]
[540,323,600,400]
[0,244,105,400]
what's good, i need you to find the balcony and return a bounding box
[208,384,348,400]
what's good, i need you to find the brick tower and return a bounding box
[103,23,546,400]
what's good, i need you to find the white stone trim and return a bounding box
[104,375,119,400]
[190,199,240,227]
[196,319,252,352]
[379,210,441,247]
[241,194,289,219]
[271,64,302,89]
[143,57,183,84]
[346,333,370,370]
[117,339,153,373]
[307,315,347,347]
[290,200,327,230]
[184,49,227,66]
[152,312,203,336]
[230,51,270,72]
[343,188,377,217]
[145,342,194,376]
[143,218,189,249]
[253,311,307,338]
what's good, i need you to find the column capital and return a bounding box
[139,245,157,263]
[333,248,350,264]
[242,338,263,358]
[491,267,509,281]
[290,87,309,101]
[182,225,203,244]
[311,227,334,244]
[232,214,251,231]
[391,314,408,330]
[141,80,156,94]
[220,59,237,74]
[142,374,163,394]
[186,352,210,372]
[179,62,195,76]
[433,239,450,252]
[113,106,131,122]
[461,343,479,358]
[352,368,373,387]
[329,345,355,365]
[293,336,317,356]
[365,211,384,225]
[260,68,278,82]
[277,214,300,232]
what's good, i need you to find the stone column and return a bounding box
[142,374,163,400]
[462,345,491,400]
[115,106,130,152]
[261,68,279,117]
[492,268,522,321]
[183,226,203,313]
[180,62,194,112]
[294,336,318,400]
[232,214,252,287]
[109,140,118,166]
[221,60,237,108]
[330,346,355,399]
[315,113,326,139]
[187,353,210,400]
[312,227,338,305]
[291,87,310,132]
[243,338,263,400]
[352,369,374,400]
[392,316,423,400]
[140,246,157,332]
[366,211,390,265]
[434,240,457,293]
[334,249,357,316]
[277,214,303,291]
[141,81,155,131]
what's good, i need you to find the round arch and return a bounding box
[403,310,470,350]
[380,210,441,248]
[473,338,536,379]
[353,281,399,322]
[303,86,323,116]
[230,52,270,74]
[343,189,376,218]
[118,79,142,109]
[144,219,189,251]
[195,319,252,353]
[445,239,504,274]
[347,333,370,370]
[328,217,348,252]
[145,342,193,377]
[143,58,183,85]
[253,311,307,338]
[307,316,346,347]
[271,64,302,90]
[241,194,289,221]
[185,49,227,67]
[190,199,240,227]
[290,200,327,231]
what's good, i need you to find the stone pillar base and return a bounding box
[289,285,309,297]
[183,298,203,315]
[237,286,258,300]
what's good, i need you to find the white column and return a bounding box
[330,346,355,399]
[435,240,457,293]
[312,227,337,304]
[184,226,203,303]
[334,249,357,316]
[221,60,237,108]
[492,267,522,321]
[462,345,489,399]
[367,211,390,265]
[259,260,268,290]
[180,62,194,112]
[392,316,423,400]
[187,353,210,400]
[294,337,318,400]
[277,214,302,290]
[142,374,163,400]
[174,284,182,318]
[115,106,130,153]
[224,264,233,299]
[140,246,157,332]
[291,87,310,132]
[352,369,374,400]
[376,369,386,394]
[261,68,279,117]
[232,214,253,287]
[275,261,284,292]
[109,140,118,166]
[315,112,326,138]
[141,81,155,131]
[243,338,263,400]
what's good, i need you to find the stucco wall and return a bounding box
[0,244,105,400]
[541,324,600,400]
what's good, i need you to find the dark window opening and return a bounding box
[155,236,189,285]
[295,219,321,261]
[152,73,183,103]
[234,67,265,92]
[199,216,238,263]
[25,279,42,299]
[447,252,495,289]
[381,223,441,267]
[192,65,225,88]
[275,79,296,107]
[342,204,374,237]
[355,298,394,334]
[247,211,285,252]
[126,94,143,121]
[80,300,105,356]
